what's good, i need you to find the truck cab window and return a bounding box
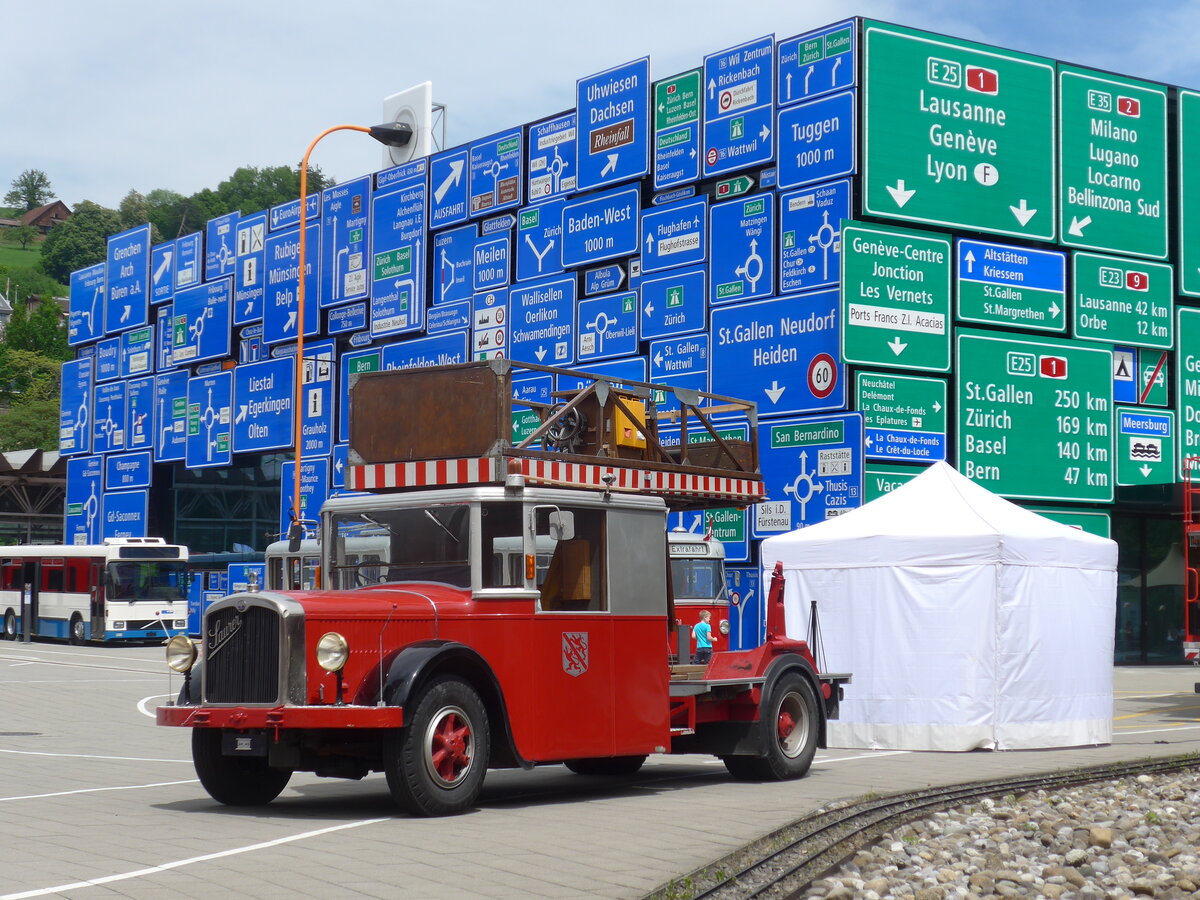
[536,507,606,612]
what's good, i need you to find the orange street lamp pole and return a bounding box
[288,123,413,548]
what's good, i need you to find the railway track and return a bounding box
[645,752,1200,900]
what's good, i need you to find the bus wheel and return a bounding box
[723,672,819,781]
[191,730,292,806]
[2,610,15,640]
[68,614,85,645]
[564,755,647,776]
[385,676,489,816]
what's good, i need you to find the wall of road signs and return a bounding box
[63,16,1200,553]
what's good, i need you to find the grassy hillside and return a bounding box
[0,244,43,271]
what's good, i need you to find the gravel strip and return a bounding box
[807,772,1200,900]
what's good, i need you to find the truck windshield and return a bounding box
[330,505,470,588]
[670,558,725,601]
[105,562,189,602]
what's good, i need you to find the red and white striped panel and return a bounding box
[348,458,499,490]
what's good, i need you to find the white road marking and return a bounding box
[0,748,190,763]
[0,818,391,900]
[0,780,198,802]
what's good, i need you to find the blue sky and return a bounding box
[5,0,1200,209]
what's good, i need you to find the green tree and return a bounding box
[4,169,55,212]
[1,223,37,250]
[214,164,332,215]
[0,265,65,308]
[0,347,63,405]
[38,200,121,282]
[0,399,60,450]
[145,188,189,239]
[4,297,69,360]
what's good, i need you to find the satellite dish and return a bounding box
[381,82,433,167]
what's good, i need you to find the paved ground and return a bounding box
[1,641,1197,900]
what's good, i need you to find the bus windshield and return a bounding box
[670,558,725,601]
[105,561,189,603]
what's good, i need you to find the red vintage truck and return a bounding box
[158,361,849,816]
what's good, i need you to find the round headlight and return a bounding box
[316,632,349,673]
[719,619,731,635]
[166,635,197,673]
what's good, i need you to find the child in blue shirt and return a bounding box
[693,609,713,664]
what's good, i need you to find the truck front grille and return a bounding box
[204,605,280,704]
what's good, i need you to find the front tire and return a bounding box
[385,676,490,817]
[68,614,85,645]
[192,730,292,806]
[564,755,647,776]
[723,672,819,781]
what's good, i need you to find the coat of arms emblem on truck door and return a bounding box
[562,631,589,677]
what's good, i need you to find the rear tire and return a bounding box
[68,614,85,645]
[385,676,490,816]
[722,672,819,781]
[2,610,15,640]
[564,755,647,776]
[191,730,292,806]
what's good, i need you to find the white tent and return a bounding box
[760,462,1118,751]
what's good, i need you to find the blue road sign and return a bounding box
[512,372,554,410]
[106,451,152,490]
[239,323,264,363]
[172,277,232,364]
[584,263,627,296]
[95,337,121,382]
[776,91,857,189]
[474,236,510,291]
[155,305,174,370]
[154,370,189,462]
[331,443,349,490]
[263,222,320,345]
[339,348,382,442]
[232,356,295,453]
[577,57,651,191]
[472,289,507,360]
[59,357,93,456]
[150,241,175,305]
[377,157,427,190]
[509,275,576,366]
[428,300,472,333]
[175,232,202,289]
[470,129,522,217]
[93,381,128,454]
[430,148,470,228]
[205,212,239,282]
[755,412,864,535]
[280,458,329,537]
[578,291,637,362]
[268,192,320,232]
[648,334,709,409]
[516,200,564,282]
[780,178,850,294]
[554,356,647,395]
[228,563,267,593]
[126,375,154,452]
[105,224,151,335]
[69,263,105,346]
[320,176,371,308]
[328,302,367,335]
[432,223,476,305]
[703,36,775,178]
[102,490,148,539]
[382,331,469,371]
[234,212,267,326]
[120,325,154,378]
[562,186,640,268]
[710,192,775,304]
[371,174,426,337]
[641,197,706,274]
[528,112,577,202]
[299,339,337,458]
[777,19,857,107]
[712,290,844,415]
[725,565,763,648]
[641,265,706,339]
[186,371,233,469]
[65,455,103,544]
[956,238,1068,331]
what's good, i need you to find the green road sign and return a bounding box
[1180,92,1200,295]
[862,21,1056,240]
[1175,308,1200,462]
[1072,253,1173,349]
[842,221,951,371]
[957,329,1113,501]
[655,70,700,131]
[715,175,755,199]
[511,409,541,443]
[855,371,947,461]
[1059,66,1168,258]
[1115,406,1174,486]
[374,246,411,280]
[864,463,924,501]
[1026,507,1111,538]
[705,507,745,543]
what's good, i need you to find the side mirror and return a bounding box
[287,520,304,554]
[548,510,575,542]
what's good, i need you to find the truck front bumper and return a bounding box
[156,704,405,729]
